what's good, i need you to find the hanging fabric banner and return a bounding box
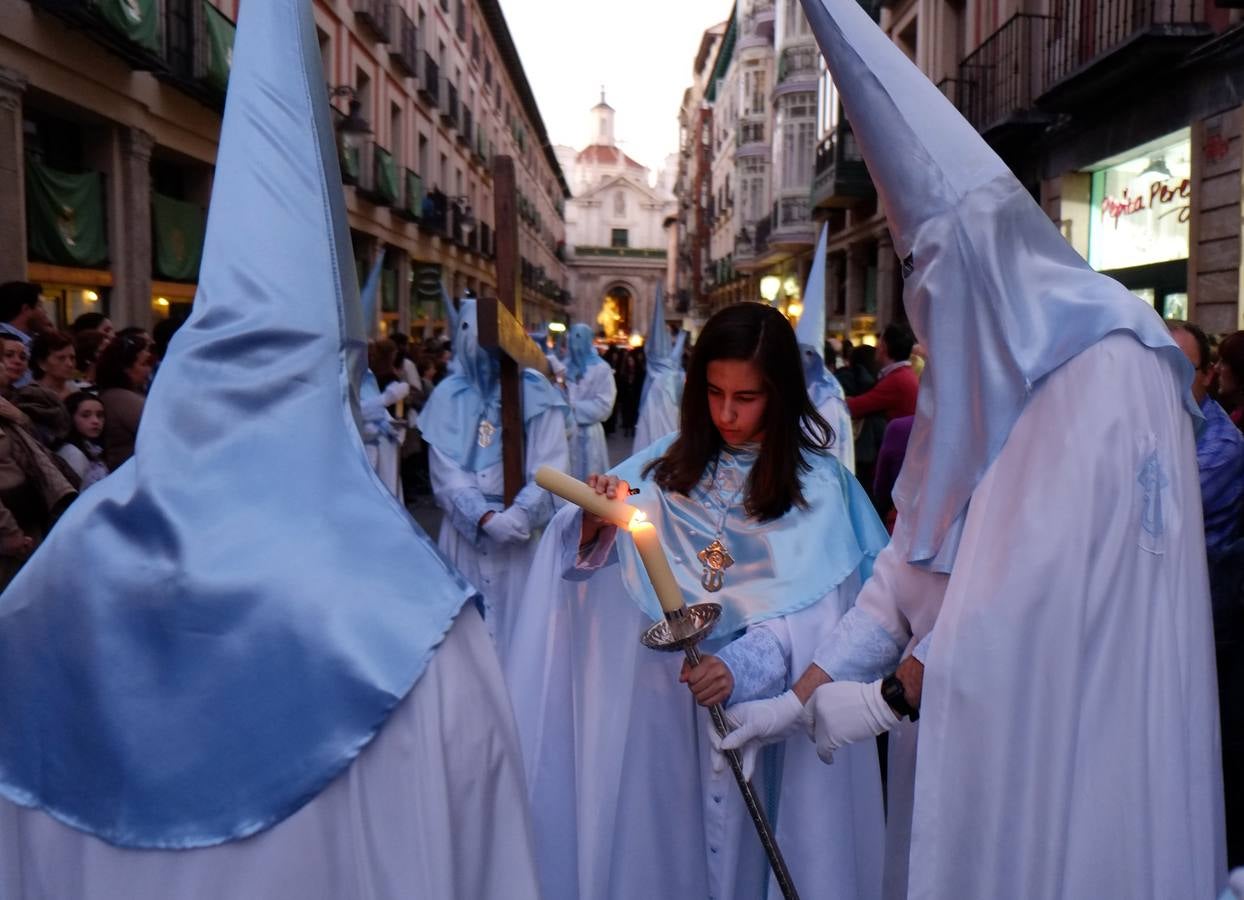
[202,0,236,94]
[25,156,109,268]
[152,192,207,282]
[374,146,399,206]
[404,170,423,220]
[95,0,160,54]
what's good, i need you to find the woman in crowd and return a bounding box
[31,331,80,401]
[1,336,28,389]
[1218,330,1244,429]
[56,391,107,490]
[73,330,108,389]
[507,302,888,900]
[96,332,154,470]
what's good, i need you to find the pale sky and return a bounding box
[501,0,731,181]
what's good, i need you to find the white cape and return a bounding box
[567,362,616,481]
[0,605,541,900]
[506,505,885,900]
[633,369,683,455]
[902,335,1225,898]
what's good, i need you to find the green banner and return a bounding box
[381,268,398,314]
[152,192,206,281]
[25,156,108,268]
[339,138,360,183]
[94,0,160,54]
[405,170,424,219]
[202,0,236,94]
[374,147,399,206]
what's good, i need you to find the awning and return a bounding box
[152,192,207,282]
[25,155,108,268]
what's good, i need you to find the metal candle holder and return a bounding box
[641,603,801,900]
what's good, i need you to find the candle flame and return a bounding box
[628,510,649,531]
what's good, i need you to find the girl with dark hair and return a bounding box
[96,332,154,470]
[506,302,890,900]
[56,391,107,490]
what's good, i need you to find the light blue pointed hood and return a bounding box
[566,322,604,381]
[796,224,846,408]
[419,297,567,471]
[0,0,478,848]
[641,285,686,408]
[800,0,1198,571]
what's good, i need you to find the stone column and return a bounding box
[875,231,897,329]
[0,67,28,284]
[112,127,154,329]
[844,242,867,336]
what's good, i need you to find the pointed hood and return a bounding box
[567,322,604,381]
[0,0,477,848]
[643,285,684,380]
[800,0,1197,570]
[796,224,845,406]
[418,297,567,472]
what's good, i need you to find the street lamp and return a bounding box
[759,275,781,303]
[328,85,372,158]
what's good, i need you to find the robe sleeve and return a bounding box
[717,622,790,704]
[511,407,571,531]
[557,508,620,581]
[567,364,617,427]
[430,446,498,546]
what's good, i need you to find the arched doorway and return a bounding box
[597,283,634,339]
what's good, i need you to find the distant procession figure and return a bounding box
[634,285,687,454]
[419,296,570,667]
[557,323,616,480]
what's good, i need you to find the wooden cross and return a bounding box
[477,155,552,505]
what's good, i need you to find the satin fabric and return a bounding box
[565,360,615,481]
[418,297,566,471]
[799,0,1199,573]
[0,0,478,848]
[566,323,605,382]
[506,506,885,900]
[798,223,855,472]
[638,284,686,413]
[632,368,683,453]
[0,607,543,900]
[610,434,888,638]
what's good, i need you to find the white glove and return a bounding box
[546,354,567,379]
[379,381,410,405]
[712,691,808,781]
[482,505,531,545]
[807,679,899,765]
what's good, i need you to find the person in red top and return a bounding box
[846,322,919,420]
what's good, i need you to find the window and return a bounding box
[614,191,626,216]
[439,152,448,189]
[317,27,332,85]
[418,133,429,176]
[744,69,766,117]
[611,228,629,248]
[390,102,402,164]
[355,68,372,123]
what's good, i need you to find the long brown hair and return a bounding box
[643,303,832,521]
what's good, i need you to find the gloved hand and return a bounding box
[807,679,899,765]
[546,354,567,380]
[379,381,410,406]
[482,505,531,545]
[710,691,807,781]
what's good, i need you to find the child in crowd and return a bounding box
[57,392,108,490]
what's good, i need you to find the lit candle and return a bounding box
[630,521,687,615]
[535,465,641,529]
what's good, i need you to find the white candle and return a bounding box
[630,521,687,615]
[535,465,641,529]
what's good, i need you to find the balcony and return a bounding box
[159,0,235,110]
[32,0,166,70]
[439,77,459,129]
[1038,0,1211,110]
[770,194,816,250]
[811,122,873,208]
[739,0,776,49]
[419,189,449,236]
[353,0,391,43]
[418,52,439,105]
[389,8,418,77]
[953,14,1055,141]
[735,119,768,157]
[776,44,819,87]
[357,142,400,207]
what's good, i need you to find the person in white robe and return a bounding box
[0,2,541,897]
[506,301,889,900]
[721,1,1227,897]
[560,323,616,480]
[633,284,687,454]
[419,298,569,666]
[356,254,408,500]
[796,224,854,473]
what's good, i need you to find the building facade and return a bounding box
[556,95,676,338]
[0,0,569,335]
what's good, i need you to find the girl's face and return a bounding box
[74,400,105,441]
[42,345,76,382]
[3,341,28,383]
[706,358,768,446]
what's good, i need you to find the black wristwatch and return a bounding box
[881,674,919,722]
